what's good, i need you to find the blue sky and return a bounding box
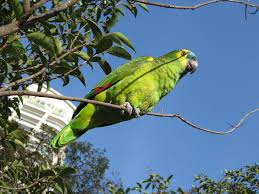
[53,1,259,190]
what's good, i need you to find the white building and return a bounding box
[10,84,76,133]
[10,84,76,164]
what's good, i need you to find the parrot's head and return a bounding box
[158,49,198,75]
[181,49,198,74]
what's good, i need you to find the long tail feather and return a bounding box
[50,124,78,148]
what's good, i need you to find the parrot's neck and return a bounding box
[155,56,187,98]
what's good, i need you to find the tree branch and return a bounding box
[146,109,259,134]
[135,0,259,10]
[23,0,30,14]
[1,90,258,135]
[0,90,124,111]
[0,0,80,37]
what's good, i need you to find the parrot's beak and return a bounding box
[187,59,198,74]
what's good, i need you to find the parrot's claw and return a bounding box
[121,102,133,116]
[132,107,141,118]
[121,102,141,117]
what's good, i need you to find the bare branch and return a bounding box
[0,90,125,111]
[135,0,259,10]
[0,90,258,135]
[146,109,259,134]
[0,0,80,37]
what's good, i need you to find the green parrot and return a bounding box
[51,49,198,148]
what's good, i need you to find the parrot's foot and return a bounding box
[121,102,133,116]
[121,102,141,117]
[132,107,141,118]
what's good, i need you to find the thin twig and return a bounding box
[48,54,95,82]
[70,24,88,50]
[49,63,85,82]
[135,0,259,10]
[0,64,44,76]
[146,109,259,134]
[0,90,258,135]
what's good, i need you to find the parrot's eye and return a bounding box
[181,51,187,56]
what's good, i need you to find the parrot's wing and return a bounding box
[72,56,154,118]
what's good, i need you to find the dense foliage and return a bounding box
[0,122,118,193]
[109,164,259,193]
[0,0,146,193]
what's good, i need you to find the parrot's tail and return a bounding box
[50,124,79,148]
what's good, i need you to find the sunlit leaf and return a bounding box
[137,2,149,12]
[10,0,23,20]
[54,37,63,55]
[109,32,135,51]
[27,32,55,53]
[107,46,131,60]
[74,51,90,61]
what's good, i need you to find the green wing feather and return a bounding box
[51,56,155,148]
[72,56,154,118]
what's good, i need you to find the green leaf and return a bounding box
[4,40,25,58]
[10,0,24,20]
[107,11,119,29]
[74,51,90,61]
[86,19,102,42]
[54,177,65,193]
[145,182,151,190]
[137,3,149,12]
[73,69,86,86]
[115,7,125,16]
[13,139,25,148]
[40,169,56,178]
[84,30,91,41]
[167,175,173,182]
[109,32,135,52]
[54,37,63,55]
[8,129,26,140]
[52,62,71,74]
[98,59,112,75]
[62,75,70,86]
[59,167,76,177]
[136,182,142,189]
[123,4,137,17]
[27,32,55,53]
[107,46,131,60]
[7,33,18,43]
[96,7,102,22]
[95,37,113,54]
